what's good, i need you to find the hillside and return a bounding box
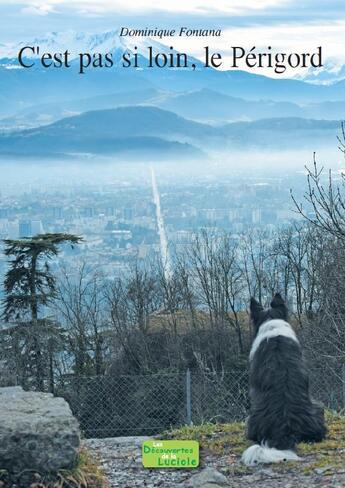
[0,107,340,157]
[3,88,345,130]
[222,117,340,148]
[156,88,303,122]
[0,106,210,158]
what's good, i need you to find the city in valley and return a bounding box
[0,157,312,286]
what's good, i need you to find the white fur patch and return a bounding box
[242,443,301,466]
[249,319,299,361]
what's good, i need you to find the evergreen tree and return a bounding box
[1,233,82,390]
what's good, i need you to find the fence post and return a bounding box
[342,364,345,410]
[186,369,192,425]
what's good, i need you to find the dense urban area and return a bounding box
[0,167,307,282]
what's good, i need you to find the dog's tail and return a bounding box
[241,443,301,466]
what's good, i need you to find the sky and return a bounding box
[0,0,344,75]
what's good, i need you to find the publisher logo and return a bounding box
[142,440,199,468]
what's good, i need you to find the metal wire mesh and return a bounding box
[59,373,187,438]
[56,366,345,438]
[309,365,345,411]
[190,371,249,425]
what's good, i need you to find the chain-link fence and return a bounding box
[57,365,345,438]
[309,365,345,412]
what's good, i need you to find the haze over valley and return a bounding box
[0,29,344,285]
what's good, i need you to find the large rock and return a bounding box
[183,467,230,487]
[0,386,80,472]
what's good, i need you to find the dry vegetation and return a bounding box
[0,448,108,488]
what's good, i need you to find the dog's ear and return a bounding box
[250,297,263,323]
[271,293,288,319]
[271,293,285,308]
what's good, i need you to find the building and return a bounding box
[19,220,31,237]
[31,220,44,235]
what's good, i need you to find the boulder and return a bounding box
[0,386,80,472]
[183,467,230,487]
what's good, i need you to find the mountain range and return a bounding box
[0,30,345,118]
[3,87,345,130]
[0,30,344,159]
[0,107,340,158]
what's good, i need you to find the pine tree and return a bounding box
[2,233,82,390]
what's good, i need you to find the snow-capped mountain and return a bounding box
[0,29,186,62]
[0,29,344,122]
[295,60,345,85]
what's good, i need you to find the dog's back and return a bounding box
[242,294,327,466]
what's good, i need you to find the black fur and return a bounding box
[250,293,288,336]
[247,294,327,451]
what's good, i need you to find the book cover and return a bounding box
[0,1,344,486]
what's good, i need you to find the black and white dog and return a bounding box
[242,293,326,466]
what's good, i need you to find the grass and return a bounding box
[0,448,108,488]
[167,420,250,455]
[299,410,345,474]
[165,410,345,476]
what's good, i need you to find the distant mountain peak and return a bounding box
[0,29,185,62]
[295,59,345,85]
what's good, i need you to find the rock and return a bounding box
[0,386,80,473]
[314,466,333,475]
[184,467,230,487]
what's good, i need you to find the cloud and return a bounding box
[17,0,289,16]
[81,0,288,15]
[11,0,345,24]
[3,0,345,72]
[165,19,345,76]
[21,3,57,15]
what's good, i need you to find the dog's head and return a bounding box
[250,293,288,336]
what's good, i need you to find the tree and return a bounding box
[187,230,246,364]
[272,224,323,324]
[289,126,345,398]
[1,233,82,390]
[55,263,107,377]
[291,123,345,240]
[3,233,82,322]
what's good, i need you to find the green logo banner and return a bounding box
[142,440,199,468]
